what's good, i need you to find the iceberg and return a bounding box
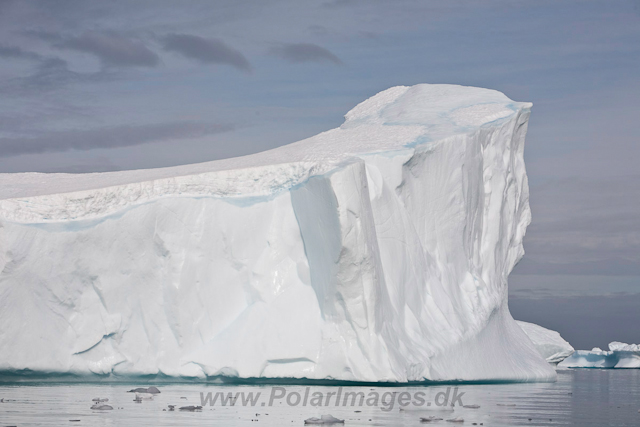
[609,342,640,368]
[516,321,574,365]
[0,84,555,382]
[559,342,640,369]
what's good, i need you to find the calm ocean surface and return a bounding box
[1,369,638,426]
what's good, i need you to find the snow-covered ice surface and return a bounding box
[559,343,640,369]
[0,84,555,382]
[516,321,574,365]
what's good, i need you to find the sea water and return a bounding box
[1,369,638,426]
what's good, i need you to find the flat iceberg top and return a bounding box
[0,84,527,201]
[608,342,640,352]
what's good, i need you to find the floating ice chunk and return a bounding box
[420,416,444,422]
[179,405,202,411]
[559,342,640,369]
[559,349,615,368]
[609,342,640,368]
[304,415,345,424]
[127,387,160,393]
[90,403,113,410]
[134,393,154,401]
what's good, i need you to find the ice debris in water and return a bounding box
[127,387,160,394]
[179,405,203,411]
[90,403,113,410]
[304,414,345,424]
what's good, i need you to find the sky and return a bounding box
[0,0,639,349]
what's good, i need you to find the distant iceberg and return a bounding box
[0,84,555,382]
[559,342,640,369]
[516,321,574,365]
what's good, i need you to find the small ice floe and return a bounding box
[130,387,158,402]
[304,414,345,424]
[91,403,114,410]
[420,416,444,422]
[446,417,464,423]
[179,405,203,411]
[92,398,109,402]
[136,393,155,400]
[463,404,480,409]
[133,393,154,402]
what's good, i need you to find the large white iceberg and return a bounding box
[516,321,574,364]
[0,84,555,382]
[559,342,640,369]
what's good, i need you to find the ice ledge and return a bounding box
[0,84,529,223]
[516,321,575,365]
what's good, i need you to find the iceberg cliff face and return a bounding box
[0,84,555,382]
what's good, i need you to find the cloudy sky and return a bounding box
[1,0,638,348]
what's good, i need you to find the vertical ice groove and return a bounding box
[291,173,342,319]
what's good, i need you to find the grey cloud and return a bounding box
[0,103,91,133]
[0,44,42,60]
[162,33,251,71]
[512,176,640,276]
[0,56,112,95]
[359,31,380,39]
[0,122,234,157]
[308,25,328,36]
[0,40,112,95]
[322,0,360,8]
[270,43,343,65]
[56,32,160,67]
[32,156,122,174]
